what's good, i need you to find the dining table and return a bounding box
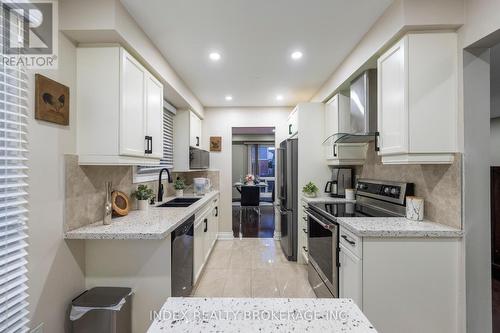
[233,182,267,193]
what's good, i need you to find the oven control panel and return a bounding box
[356,180,414,205]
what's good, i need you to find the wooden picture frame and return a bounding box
[210,136,222,152]
[35,74,70,125]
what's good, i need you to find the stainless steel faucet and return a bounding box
[157,168,173,202]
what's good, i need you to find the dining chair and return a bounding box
[239,185,260,239]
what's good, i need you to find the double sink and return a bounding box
[157,197,200,208]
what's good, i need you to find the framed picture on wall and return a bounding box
[35,74,70,125]
[210,136,222,152]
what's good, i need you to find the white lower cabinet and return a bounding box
[193,195,220,285]
[193,217,205,283]
[339,243,362,307]
[338,226,462,333]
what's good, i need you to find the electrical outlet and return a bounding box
[30,323,44,333]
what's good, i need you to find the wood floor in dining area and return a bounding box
[231,204,275,238]
[192,238,315,298]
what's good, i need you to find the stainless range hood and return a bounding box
[332,69,378,144]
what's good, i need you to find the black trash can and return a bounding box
[70,287,132,333]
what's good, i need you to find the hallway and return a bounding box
[193,239,315,298]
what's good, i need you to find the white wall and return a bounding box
[27,33,85,332]
[202,108,291,234]
[492,117,500,166]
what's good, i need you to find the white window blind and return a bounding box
[136,103,175,174]
[0,5,30,333]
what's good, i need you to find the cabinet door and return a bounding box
[339,243,363,308]
[287,110,298,137]
[145,74,164,159]
[377,37,408,155]
[325,95,339,140]
[120,49,146,157]
[190,112,202,148]
[202,215,211,260]
[193,219,204,283]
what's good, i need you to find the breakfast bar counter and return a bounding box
[147,297,377,333]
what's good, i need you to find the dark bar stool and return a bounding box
[239,186,260,239]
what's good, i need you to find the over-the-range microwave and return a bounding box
[189,146,210,169]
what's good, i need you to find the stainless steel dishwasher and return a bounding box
[171,215,194,297]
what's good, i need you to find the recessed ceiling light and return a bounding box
[291,51,303,60]
[209,52,221,61]
[225,95,233,101]
[276,94,284,101]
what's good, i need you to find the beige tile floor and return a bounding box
[192,238,316,298]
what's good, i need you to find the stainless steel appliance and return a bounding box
[171,215,194,297]
[277,138,298,261]
[334,69,378,144]
[306,179,414,298]
[324,168,352,197]
[189,147,210,169]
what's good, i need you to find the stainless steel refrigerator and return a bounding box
[277,139,298,261]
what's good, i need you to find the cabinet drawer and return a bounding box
[340,227,362,258]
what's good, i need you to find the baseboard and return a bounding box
[273,231,281,240]
[217,232,235,240]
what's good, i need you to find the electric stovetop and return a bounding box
[309,201,401,220]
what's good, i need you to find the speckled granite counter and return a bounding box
[301,195,355,204]
[147,297,377,333]
[337,216,462,238]
[64,191,219,240]
[302,196,462,238]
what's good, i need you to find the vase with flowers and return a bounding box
[244,174,255,185]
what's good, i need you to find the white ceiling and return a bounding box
[121,0,392,107]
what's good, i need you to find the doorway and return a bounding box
[231,127,276,238]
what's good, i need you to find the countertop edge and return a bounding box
[64,191,220,240]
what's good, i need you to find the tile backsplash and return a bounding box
[353,144,462,229]
[64,155,220,231]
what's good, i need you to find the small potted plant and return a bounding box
[132,184,154,211]
[174,177,186,197]
[302,181,319,198]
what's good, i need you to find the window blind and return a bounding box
[0,6,30,333]
[136,103,175,174]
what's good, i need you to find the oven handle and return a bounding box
[305,210,334,230]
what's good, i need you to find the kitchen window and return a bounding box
[0,7,30,332]
[248,144,275,199]
[134,101,176,182]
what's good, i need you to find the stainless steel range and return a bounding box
[306,179,414,298]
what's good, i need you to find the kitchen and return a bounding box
[5,0,498,333]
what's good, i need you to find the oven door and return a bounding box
[306,209,339,297]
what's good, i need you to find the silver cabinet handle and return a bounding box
[305,211,334,230]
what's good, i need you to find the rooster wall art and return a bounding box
[35,74,70,125]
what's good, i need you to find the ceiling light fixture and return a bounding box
[291,51,303,60]
[276,94,284,101]
[225,95,233,101]
[209,52,221,61]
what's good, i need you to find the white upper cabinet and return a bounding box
[77,46,164,165]
[145,74,164,159]
[377,32,458,164]
[324,94,367,165]
[287,108,298,138]
[173,109,204,170]
[189,112,202,148]
[324,94,350,140]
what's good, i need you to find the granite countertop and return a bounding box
[64,191,219,240]
[301,194,356,204]
[302,196,462,238]
[147,297,377,333]
[337,216,463,238]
